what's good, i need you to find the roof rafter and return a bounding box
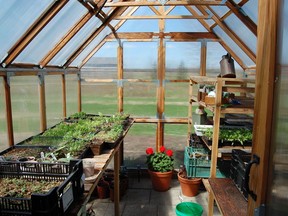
[104,0,225,7]
[1,0,69,67]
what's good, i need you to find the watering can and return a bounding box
[219,53,236,78]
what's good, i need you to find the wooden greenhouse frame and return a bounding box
[0,0,286,215]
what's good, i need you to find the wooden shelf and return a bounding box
[208,178,248,216]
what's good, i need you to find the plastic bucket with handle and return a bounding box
[175,202,203,216]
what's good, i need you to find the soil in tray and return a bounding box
[0,178,61,198]
[1,147,50,161]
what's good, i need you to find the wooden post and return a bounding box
[3,75,14,146]
[77,72,82,112]
[247,0,277,214]
[61,74,67,118]
[156,8,165,151]
[200,40,207,76]
[114,149,120,216]
[117,45,124,165]
[38,73,47,132]
[208,79,223,216]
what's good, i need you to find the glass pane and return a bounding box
[166,19,207,32]
[10,76,40,143]
[50,17,102,66]
[165,82,188,118]
[164,124,187,168]
[213,26,255,67]
[225,14,257,54]
[123,82,156,117]
[0,78,8,151]
[82,82,118,115]
[124,42,157,79]
[124,123,157,168]
[71,26,112,67]
[15,1,86,64]
[206,42,244,77]
[242,0,258,24]
[46,75,62,128]
[81,42,118,79]
[117,19,159,32]
[210,6,229,18]
[166,42,201,79]
[66,74,78,116]
[0,0,51,60]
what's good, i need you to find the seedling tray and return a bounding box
[0,159,84,216]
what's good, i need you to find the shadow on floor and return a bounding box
[86,176,221,216]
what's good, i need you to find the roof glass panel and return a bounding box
[14,1,86,64]
[213,26,254,67]
[242,0,258,24]
[50,17,102,66]
[117,20,159,32]
[166,19,208,32]
[225,14,257,54]
[71,26,112,67]
[168,6,192,15]
[190,6,215,27]
[132,6,155,15]
[0,0,51,61]
[209,6,229,18]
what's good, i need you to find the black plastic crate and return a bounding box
[230,149,251,200]
[0,159,84,216]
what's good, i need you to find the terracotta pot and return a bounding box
[178,172,202,197]
[148,169,173,192]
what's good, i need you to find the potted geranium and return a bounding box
[145,146,174,192]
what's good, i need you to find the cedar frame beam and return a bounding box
[248,0,277,214]
[114,15,211,19]
[3,76,14,146]
[106,32,219,41]
[105,0,225,7]
[38,73,47,132]
[1,0,69,67]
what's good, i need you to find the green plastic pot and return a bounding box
[175,202,203,216]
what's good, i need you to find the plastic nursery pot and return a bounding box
[176,202,203,216]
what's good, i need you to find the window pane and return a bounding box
[11,76,40,143]
[124,42,157,79]
[124,82,156,117]
[206,42,243,77]
[82,82,118,115]
[46,75,62,127]
[0,78,7,151]
[166,42,201,79]
[66,74,78,116]
[82,42,118,79]
[165,82,188,118]
[124,123,156,168]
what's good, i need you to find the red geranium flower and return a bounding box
[166,149,173,157]
[146,147,154,155]
[160,146,165,153]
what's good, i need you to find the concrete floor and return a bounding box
[86,175,221,216]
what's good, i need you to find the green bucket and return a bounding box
[175,202,203,216]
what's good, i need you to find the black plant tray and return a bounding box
[0,159,84,216]
[17,136,65,147]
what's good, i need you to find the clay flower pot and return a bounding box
[148,169,173,192]
[178,172,202,197]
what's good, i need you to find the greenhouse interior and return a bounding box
[0,0,287,215]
